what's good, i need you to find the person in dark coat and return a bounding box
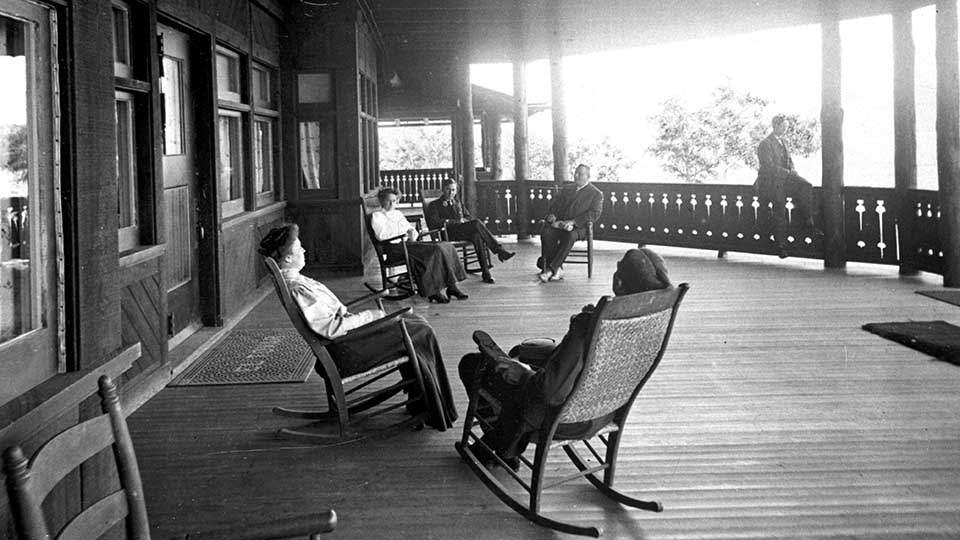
[260,223,457,431]
[425,178,515,284]
[538,163,603,282]
[458,247,672,462]
[754,114,817,258]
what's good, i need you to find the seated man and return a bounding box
[259,223,457,431]
[371,187,469,304]
[459,247,672,463]
[425,178,515,284]
[538,163,603,282]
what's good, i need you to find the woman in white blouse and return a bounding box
[370,187,468,303]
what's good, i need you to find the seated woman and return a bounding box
[458,248,672,462]
[260,223,457,431]
[371,187,468,304]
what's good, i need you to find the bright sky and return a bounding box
[471,5,943,189]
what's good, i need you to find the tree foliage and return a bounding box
[648,84,820,183]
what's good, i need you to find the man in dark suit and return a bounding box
[754,115,817,258]
[537,163,603,282]
[425,178,515,284]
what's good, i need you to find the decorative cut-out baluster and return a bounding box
[504,188,513,219]
[720,195,728,216]
[856,199,866,230]
[751,196,760,222]
[661,193,669,210]
[705,194,713,217]
[735,195,743,219]
[876,200,886,258]
[785,197,795,223]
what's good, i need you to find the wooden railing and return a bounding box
[473,180,944,274]
[379,168,454,204]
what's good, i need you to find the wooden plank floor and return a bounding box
[129,241,960,539]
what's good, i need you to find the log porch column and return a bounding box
[455,57,478,214]
[549,9,568,186]
[821,9,846,269]
[489,114,502,180]
[936,0,960,286]
[893,7,918,276]
[513,60,530,239]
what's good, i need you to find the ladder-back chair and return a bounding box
[419,188,482,274]
[456,283,689,537]
[3,375,337,540]
[264,256,435,442]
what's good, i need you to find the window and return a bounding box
[112,0,152,252]
[252,62,278,206]
[161,55,184,155]
[1,0,61,406]
[216,45,250,217]
[297,72,337,195]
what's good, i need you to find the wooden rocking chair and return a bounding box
[455,283,689,537]
[362,192,419,300]
[419,188,483,274]
[3,375,337,540]
[264,256,435,442]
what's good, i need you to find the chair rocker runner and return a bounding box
[455,283,689,537]
[419,188,483,274]
[3,375,337,540]
[264,256,436,442]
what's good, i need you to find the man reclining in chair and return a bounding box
[459,247,671,464]
[260,224,458,430]
[537,163,603,282]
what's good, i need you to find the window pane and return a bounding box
[299,120,336,190]
[216,50,239,99]
[161,55,184,155]
[218,114,243,202]
[253,65,274,108]
[298,73,332,104]
[0,15,37,344]
[254,119,273,194]
[112,5,130,66]
[115,97,137,231]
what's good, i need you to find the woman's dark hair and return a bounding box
[377,187,399,204]
[258,223,299,260]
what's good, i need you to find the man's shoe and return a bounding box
[429,293,450,304]
[549,267,564,281]
[482,274,496,284]
[497,250,516,263]
[537,270,553,283]
[535,256,544,270]
[448,287,469,300]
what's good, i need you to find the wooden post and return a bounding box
[821,10,846,269]
[549,7,568,186]
[514,60,530,239]
[456,58,478,214]
[893,7,918,276]
[490,114,502,180]
[936,0,960,286]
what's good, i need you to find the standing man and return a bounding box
[754,114,817,259]
[425,178,515,284]
[537,163,603,282]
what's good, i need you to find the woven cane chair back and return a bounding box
[558,286,684,425]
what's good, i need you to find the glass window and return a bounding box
[218,111,244,216]
[253,63,275,109]
[216,48,241,102]
[254,118,275,196]
[298,73,333,104]
[299,120,336,190]
[161,55,184,155]
[116,93,138,251]
[112,2,131,78]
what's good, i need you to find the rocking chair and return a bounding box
[455,283,689,537]
[3,375,337,540]
[264,256,434,442]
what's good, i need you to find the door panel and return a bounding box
[160,23,201,342]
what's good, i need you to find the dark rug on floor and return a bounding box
[170,328,314,386]
[862,320,960,367]
[916,289,960,308]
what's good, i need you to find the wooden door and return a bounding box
[159,24,201,345]
[0,0,59,406]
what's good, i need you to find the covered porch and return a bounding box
[129,241,960,539]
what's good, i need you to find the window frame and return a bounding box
[115,90,139,251]
[217,109,245,218]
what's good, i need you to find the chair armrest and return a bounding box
[173,509,337,540]
[329,307,412,343]
[377,232,408,244]
[343,289,387,311]
[417,226,447,241]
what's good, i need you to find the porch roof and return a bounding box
[129,241,960,539]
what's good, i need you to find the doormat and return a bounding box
[170,328,314,386]
[916,289,960,308]
[862,320,960,367]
